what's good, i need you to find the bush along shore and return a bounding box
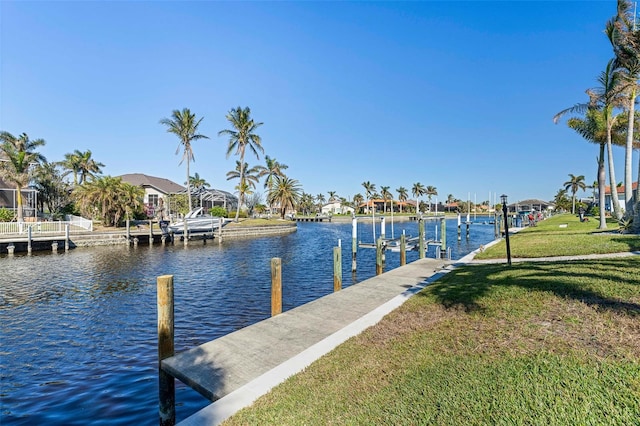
[223,213,640,425]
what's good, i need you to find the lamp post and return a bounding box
[501,194,512,266]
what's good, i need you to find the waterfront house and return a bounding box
[118,173,185,219]
[0,178,38,220]
[321,201,355,215]
[604,182,638,211]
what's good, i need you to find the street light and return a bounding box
[501,194,512,266]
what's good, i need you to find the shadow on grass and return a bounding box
[421,258,640,315]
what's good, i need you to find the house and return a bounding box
[604,182,638,211]
[506,199,555,213]
[118,173,185,219]
[358,199,416,214]
[0,178,38,220]
[321,201,354,215]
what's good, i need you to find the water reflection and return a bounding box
[0,219,495,425]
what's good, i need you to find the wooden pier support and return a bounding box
[271,258,282,316]
[333,244,342,292]
[457,213,462,241]
[351,217,357,272]
[52,242,58,253]
[149,220,153,245]
[376,237,383,275]
[400,233,406,266]
[65,223,70,251]
[27,226,32,254]
[157,275,175,426]
[441,217,446,252]
[7,243,15,255]
[418,218,425,259]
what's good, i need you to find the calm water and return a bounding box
[0,218,496,425]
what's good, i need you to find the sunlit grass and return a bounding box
[476,213,640,259]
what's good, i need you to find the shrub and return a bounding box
[209,206,228,218]
[0,208,15,222]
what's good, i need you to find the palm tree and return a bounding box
[76,150,104,184]
[353,193,364,213]
[426,185,438,212]
[412,182,426,214]
[33,161,71,217]
[226,161,262,194]
[60,150,82,185]
[188,172,210,191]
[607,0,640,216]
[316,193,326,212]
[0,132,46,222]
[261,156,288,213]
[554,60,626,220]
[268,175,301,219]
[361,181,376,213]
[219,106,264,222]
[74,176,144,226]
[564,174,587,214]
[380,186,391,213]
[160,108,209,212]
[396,187,408,213]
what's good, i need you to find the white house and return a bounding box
[321,201,354,215]
[604,182,638,211]
[118,173,185,219]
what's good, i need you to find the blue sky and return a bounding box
[1,1,635,206]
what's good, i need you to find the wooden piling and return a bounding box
[333,246,342,292]
[457,213,462,241]
[149,220,153,245]
[351,217,357,272]
[400,233,406,266]
[418,218,425,259]
[183,220,188,247]
[27,226,32,254]
[157,275,175,426]
[65,223,70,251]
[126,219,130,241]
[376,237,383,275]
[441,217,446,251]
[52,242,58,252]
[271,258,282,316]
[466,222,470,239]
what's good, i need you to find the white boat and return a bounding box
[163,208,229,235]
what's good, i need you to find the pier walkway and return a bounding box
[164,257,455,426]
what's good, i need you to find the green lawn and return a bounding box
[222,213,640,425]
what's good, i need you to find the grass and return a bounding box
[476,213,640,259]
[221,214,640,425]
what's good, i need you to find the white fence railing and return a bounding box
[0,219,93,235]
[65,214,93,231]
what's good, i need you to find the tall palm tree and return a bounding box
[380,186,391,213]
[0,132,46,222]
[60,150,82,185]
[426,185,438,212]
[160,108,209,212]
[353,193,364,213]
[327,191,338,203]
[412,182,426,214]
[316,193,326,212]
[607,0,640,216]
[564,174,587,214]
[188,172,210,191]
[219,106,264,222]
[362,181,376,213]
[261,156,288,213]
[554,60,626,220]
[565,109,630,227]
[268,175,301,219]
[76,150,104,184]
[396,187,408,213]
[226,161,262,193]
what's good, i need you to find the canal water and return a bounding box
[1,218,497,425]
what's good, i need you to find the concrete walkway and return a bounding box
[166,257,454,426]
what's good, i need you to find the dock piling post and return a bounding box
[466,221,470,239]
[65,223,70,251]
[376,237,383,275]
[400,232,406,266]
[271,258,282,316]
[183,221,188,247]
[380,217,386,263]
[218,217,223,243]
[418,218,425,259]
[457,213,462,241]
[441,217,446,253]
[157,275,175,426]
[333,244,342,292]
[52,242,58,253]
[126,219,130,241]
[351,217,357,272]
[7,243,15,255]
[149,220,153,245]
[27,226,32,254]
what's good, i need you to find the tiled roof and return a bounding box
[118,173,185,194]
[604,182,638,195]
